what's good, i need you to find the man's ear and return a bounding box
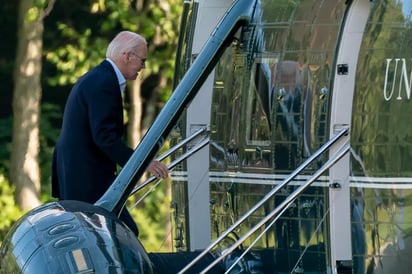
[121,52,130,63]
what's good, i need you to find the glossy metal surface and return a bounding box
[351,1,412,273]
[181,127,349,273]
[206,0,348,272]
[202,140,350,273]
[170,0,350,272]
[0,201,152,274]
[210,0,346,173]
[204,0,412,273]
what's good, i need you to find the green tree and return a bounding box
[10,0,56,211]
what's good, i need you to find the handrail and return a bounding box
[156,126,208,163]
[127,126,207,198]
[178,126,349,273]
[207,140,351,273]
[129,136,210,198]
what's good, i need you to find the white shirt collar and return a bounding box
[106,58,126,93]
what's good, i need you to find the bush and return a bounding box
[0,175,23,245]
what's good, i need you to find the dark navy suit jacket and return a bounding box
[52,60,134,203]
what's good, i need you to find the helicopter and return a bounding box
[4,0,412,273]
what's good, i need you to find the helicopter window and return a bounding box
[245,56,274,147]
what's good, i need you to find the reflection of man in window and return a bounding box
[271,61,305,265]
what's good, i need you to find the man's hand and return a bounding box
[147,160,169,179]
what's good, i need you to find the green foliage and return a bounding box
[45,26,105,85]
[128,179,172,252]
[0,103,59,202]
[44,0,182,99]
[38,103,62,202]
[0,175,23,245]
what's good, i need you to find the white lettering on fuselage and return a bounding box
[384,58,412,101]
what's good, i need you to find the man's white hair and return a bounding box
[106,31,146,59]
